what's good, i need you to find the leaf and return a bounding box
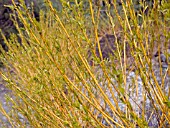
[118,86,125,95]
[164,101,170,108]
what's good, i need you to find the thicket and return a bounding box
[0,0,170,127]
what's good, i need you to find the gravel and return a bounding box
[0,80,13,127]
[93,53,170,127]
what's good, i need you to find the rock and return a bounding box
[96,34,117,59]
[154,46,170,69]
[88,33,131,66]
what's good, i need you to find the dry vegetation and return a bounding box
[0,0,170,127]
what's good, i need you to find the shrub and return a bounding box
[0,0,170,127]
